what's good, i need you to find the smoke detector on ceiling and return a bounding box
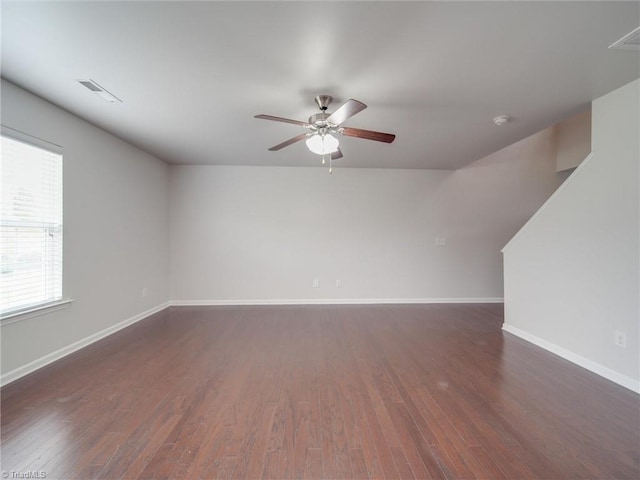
[493,115,510,126]
[609,26,640,50]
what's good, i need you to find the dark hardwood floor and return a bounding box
[1,304,638,479]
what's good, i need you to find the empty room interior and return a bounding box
[1,1,639,479]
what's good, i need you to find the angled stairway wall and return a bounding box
[502,79,639,392]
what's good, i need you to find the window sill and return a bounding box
[1,299,74,326]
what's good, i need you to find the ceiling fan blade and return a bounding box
[341,127,396,143]
[268,133,309,151]
[326,99,367,126]
[255,114,310,127]
[331,148,343,160]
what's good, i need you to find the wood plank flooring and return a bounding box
[1,304,638,479]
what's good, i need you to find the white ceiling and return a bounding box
[2,1,639,169]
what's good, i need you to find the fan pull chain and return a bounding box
[329,154,333,174]
[322,153,326,165]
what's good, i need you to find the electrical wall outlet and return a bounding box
[336,279,342,288]
[614,331,627,348]
[142,287,148,298]
[435,237,447,246]
[312,278,319,288]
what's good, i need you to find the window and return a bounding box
[1,129,63,318]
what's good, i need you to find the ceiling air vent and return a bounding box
[77,79,122,103]
[609,26,640,50]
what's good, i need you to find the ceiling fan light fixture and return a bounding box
[305,133,339,155]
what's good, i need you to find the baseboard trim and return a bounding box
[1,301,171,387]
[171,297,504,306]
[502,324,640,394]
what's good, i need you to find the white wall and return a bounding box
[503,79,639,392]
[555,108,591,172]
[169,125,563,303]
[440,126,563,297]
[1,80,170,382]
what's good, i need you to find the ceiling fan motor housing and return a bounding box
[308,112,330,126]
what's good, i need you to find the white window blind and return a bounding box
[1,130,63,317]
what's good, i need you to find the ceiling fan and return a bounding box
[255,95,396,173]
